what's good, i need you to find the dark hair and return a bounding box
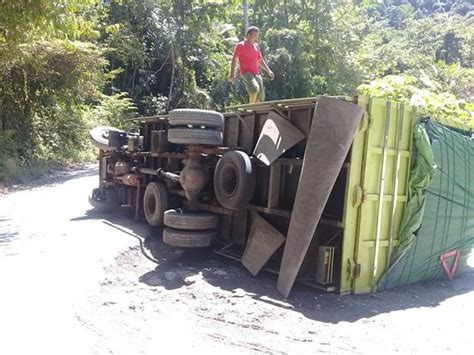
[246,26,259,37]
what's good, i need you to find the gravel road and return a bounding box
[1,166,473,354]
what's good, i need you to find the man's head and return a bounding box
[246,26,259,44]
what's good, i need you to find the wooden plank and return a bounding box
[267,165,282,208]
[231,211,248,247]
[225,96,319,111]
[289,107,313,155]
[277,97,364,297]
[248,205,291,218]
[238,113,255,154]
[224,116,239,148]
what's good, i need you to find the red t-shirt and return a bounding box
[233,40,262,75]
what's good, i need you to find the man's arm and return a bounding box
[229,44,240,82]
[229,54,237,82]
[259,56,274,80]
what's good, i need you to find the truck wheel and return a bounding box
[168,109,224,128]
[143,182,168,226]
[214,150,255,210]
[163,228,216,248]
[164,209,218,230]
[168,128,222,146]
[89,126,125,150]
[88,188,121,213]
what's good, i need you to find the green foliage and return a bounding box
[0,0,110,182]
[411,90,474,130]
[352,7,474,99]
[0,0,99,49]
[98,0,473,109]
[101,0,233,111]
[359,75,473,130]
[358,75,419,102]
[1,0,473,183]
[86,92,138,130]
[0,39,108,160]
[0,130,21,182]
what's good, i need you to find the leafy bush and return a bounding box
[358,75,473,130]
[0,39,108,181]
[85,92,138,130]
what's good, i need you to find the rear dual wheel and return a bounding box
[168,109,223,128]
[164,209,217,230]
[167,109,223,146]
[167,128,222,146]
[162,209,218,248]
[163,228,216,248]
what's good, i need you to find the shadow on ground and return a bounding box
[71,206,474,325]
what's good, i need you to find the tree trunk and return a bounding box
[243,0,249,33]
[167,46,175,111]
[0,98,4,131]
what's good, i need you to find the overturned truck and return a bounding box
[89,96,474,297]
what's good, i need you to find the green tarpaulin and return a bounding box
[379,120,474,289]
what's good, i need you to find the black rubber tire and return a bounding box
[168,128,222,146]
[214,150,256,210]
[168,109,224,128]
[143,182,169,226]
[163,227,216,248]
[164,209,218,230]
[89,126,125,150]
[88,188,120,213]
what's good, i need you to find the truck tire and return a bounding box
[168,128,222,146]
[143,182,169,226]
[164,209,218,230]
[88,188,120,213]
[214,150,255,210]
[168,109,224,128]
[163,227,216,248]
[89,126,125,150]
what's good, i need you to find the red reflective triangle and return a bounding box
[439,249,461,280]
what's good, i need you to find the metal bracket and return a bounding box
[353,185,365,207]
[347,259,361,280]
[358,99,373,132]
[359,111,373,131]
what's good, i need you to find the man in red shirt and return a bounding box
[229,26,274,104]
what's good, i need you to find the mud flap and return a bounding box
[277,97,363,297]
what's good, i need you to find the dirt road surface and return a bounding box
[1,166,473,354]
